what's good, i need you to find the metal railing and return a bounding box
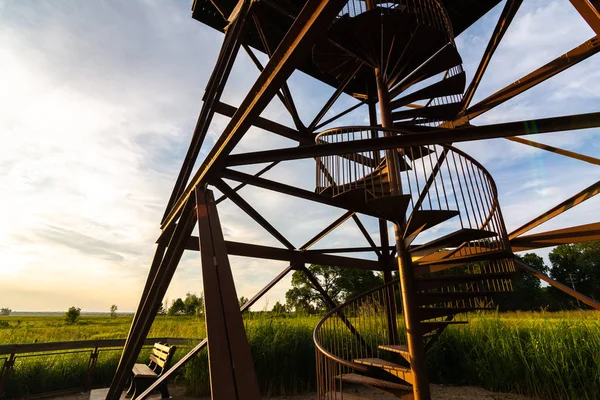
[314,279,403,399]
[339,0,455,42]
[0,337,199,398]
[315,126,510,249]
[313,127,517,397]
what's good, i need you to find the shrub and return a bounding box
[64,307,81,324]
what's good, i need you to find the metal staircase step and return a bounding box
[416,306,494,321]
[404,210,459,245]
[366,194,412,222]
[338,373,413,393]
[378,344,410,362]
[353,358,414,385]
[391,103,463,122]
[390,71,466,109]
[420,321,468,335]
[390,43,463,97]
[410,228,498,257]
[415,291,500,307]
[414,250,513,276]
[400,146,434,161]
[416,272,516,291]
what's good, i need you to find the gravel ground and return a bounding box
[57,384,536,400]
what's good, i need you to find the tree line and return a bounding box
[2,242,596,319]
[284,241,600,313]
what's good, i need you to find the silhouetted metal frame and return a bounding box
[114,2,600,399]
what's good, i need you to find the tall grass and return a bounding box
[428,311,600,400]
[1,312,599,398]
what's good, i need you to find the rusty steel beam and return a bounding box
[314,101,366,130]
[243,43,301,129]
[306,246,393,254]
[506,136,600,166]
[352,214,382,256]
[221,168,347,210]
[510,222,600,251]
[213,101,309,143]
[184,239,385,270]
[509,180,600,239]
[249,15,305,130]
[298,264,372,351]
[196,188,260,399]
[515,259,600,310]
[462,0,523,109]
[225,112,600,166]
[214,179,295,249]
[459,36,600,123]
[300,210,355,250]
[161,0,349,231]
[308,60,364,132]
[161,3,250,223]
[569,0,600,36]
[215,161,280,205]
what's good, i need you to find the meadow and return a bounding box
[1,311,599,399]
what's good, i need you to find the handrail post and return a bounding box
[0,353,16,398]
[84,347,99,392]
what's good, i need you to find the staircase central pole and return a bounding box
[374,66,432,400]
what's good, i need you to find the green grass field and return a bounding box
[1,311,599,399]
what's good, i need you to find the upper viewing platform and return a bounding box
[190,0,501,101]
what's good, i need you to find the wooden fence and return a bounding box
[0,337,200,398]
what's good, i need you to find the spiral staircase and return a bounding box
[311,1,517,399]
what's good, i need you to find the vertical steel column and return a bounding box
[196,188,261,400]
[368,100,398,345]
[375,65,431,399]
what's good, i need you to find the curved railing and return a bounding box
[339,0,455,42]
[315,126,508,243]
[313,126,516,398]
[313,279,403,399]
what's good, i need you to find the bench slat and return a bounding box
[149,353,166,368]
[133,363,157,378]
[153,343,172,354]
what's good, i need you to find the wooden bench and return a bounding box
[126,342,176,399]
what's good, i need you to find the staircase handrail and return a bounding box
[313,277,400,370]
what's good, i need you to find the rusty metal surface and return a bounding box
[117,1,600,399]
[569,0,600,35]
[225,113,600,165]
[196,188,261,400]
[509,180,600,239]
[510,222,600,251]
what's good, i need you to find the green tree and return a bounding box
[184,292,204,317]
[271,301,287,314]
[548,240,600,308]
[497,253,549,310]
[64,306,81,324]
[0,308,11,316]
[157,303,167,316]
[167,298,185,316]
[109,304,118,318]
[239,296,249,307]
[285,264,383,313]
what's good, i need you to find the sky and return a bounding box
[0,0,599,312]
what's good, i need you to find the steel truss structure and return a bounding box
[107,1,600,399]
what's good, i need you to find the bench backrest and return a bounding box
[148,342,176,376]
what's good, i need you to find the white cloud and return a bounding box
[1,0,598,313]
